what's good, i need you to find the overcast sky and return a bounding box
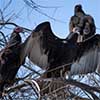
[0,0,100,38]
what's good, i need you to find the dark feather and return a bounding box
[69,4,96,41]
[24,22,78,78]
[0,27,23,95]
[22,21,100,78]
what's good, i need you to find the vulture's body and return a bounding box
[0,27,23,94]
[21,21,100,78]
[69,4,96,42]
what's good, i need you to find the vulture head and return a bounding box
[75,4,82,12]
[13,27,23,33]
[7,27,24,47]
[74,4,85,16]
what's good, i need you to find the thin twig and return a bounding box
[38,78,100,99]
[0,21,32,32]
[0,31,7,44]
[23,64,41,76]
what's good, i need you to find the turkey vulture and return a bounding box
[21,21,78,78]
[21,21,100,78]
[0,27,24,95]
[69,4,96,42]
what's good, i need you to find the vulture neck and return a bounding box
[75,11,85,17]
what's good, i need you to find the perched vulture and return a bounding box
[0,27,23,95]
[21,21,78,78]
[69,4,96,42]
[21,21,100,78]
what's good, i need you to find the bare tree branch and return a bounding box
[38,78,100,99]
[23,64,41,76]
[3,0,12,12]
[0,21,32,32]
[23,0,66,23]
[0,31,7,44]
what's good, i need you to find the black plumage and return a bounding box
[22,21,100,78]
[23,22,78,78]
[0,27,23,95]
[69,4,96,41]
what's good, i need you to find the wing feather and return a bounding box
[70,48,98,75]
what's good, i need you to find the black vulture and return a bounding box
[21,21,100,78]
[0,27,24,95]
[69,4,96,42]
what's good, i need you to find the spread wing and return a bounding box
[22,22,78,78]
[22,21,69,68]
[70,34,100,75]
[22,21,100,77]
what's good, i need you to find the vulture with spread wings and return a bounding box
[0,27,24,95]
[21,21,100,78]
